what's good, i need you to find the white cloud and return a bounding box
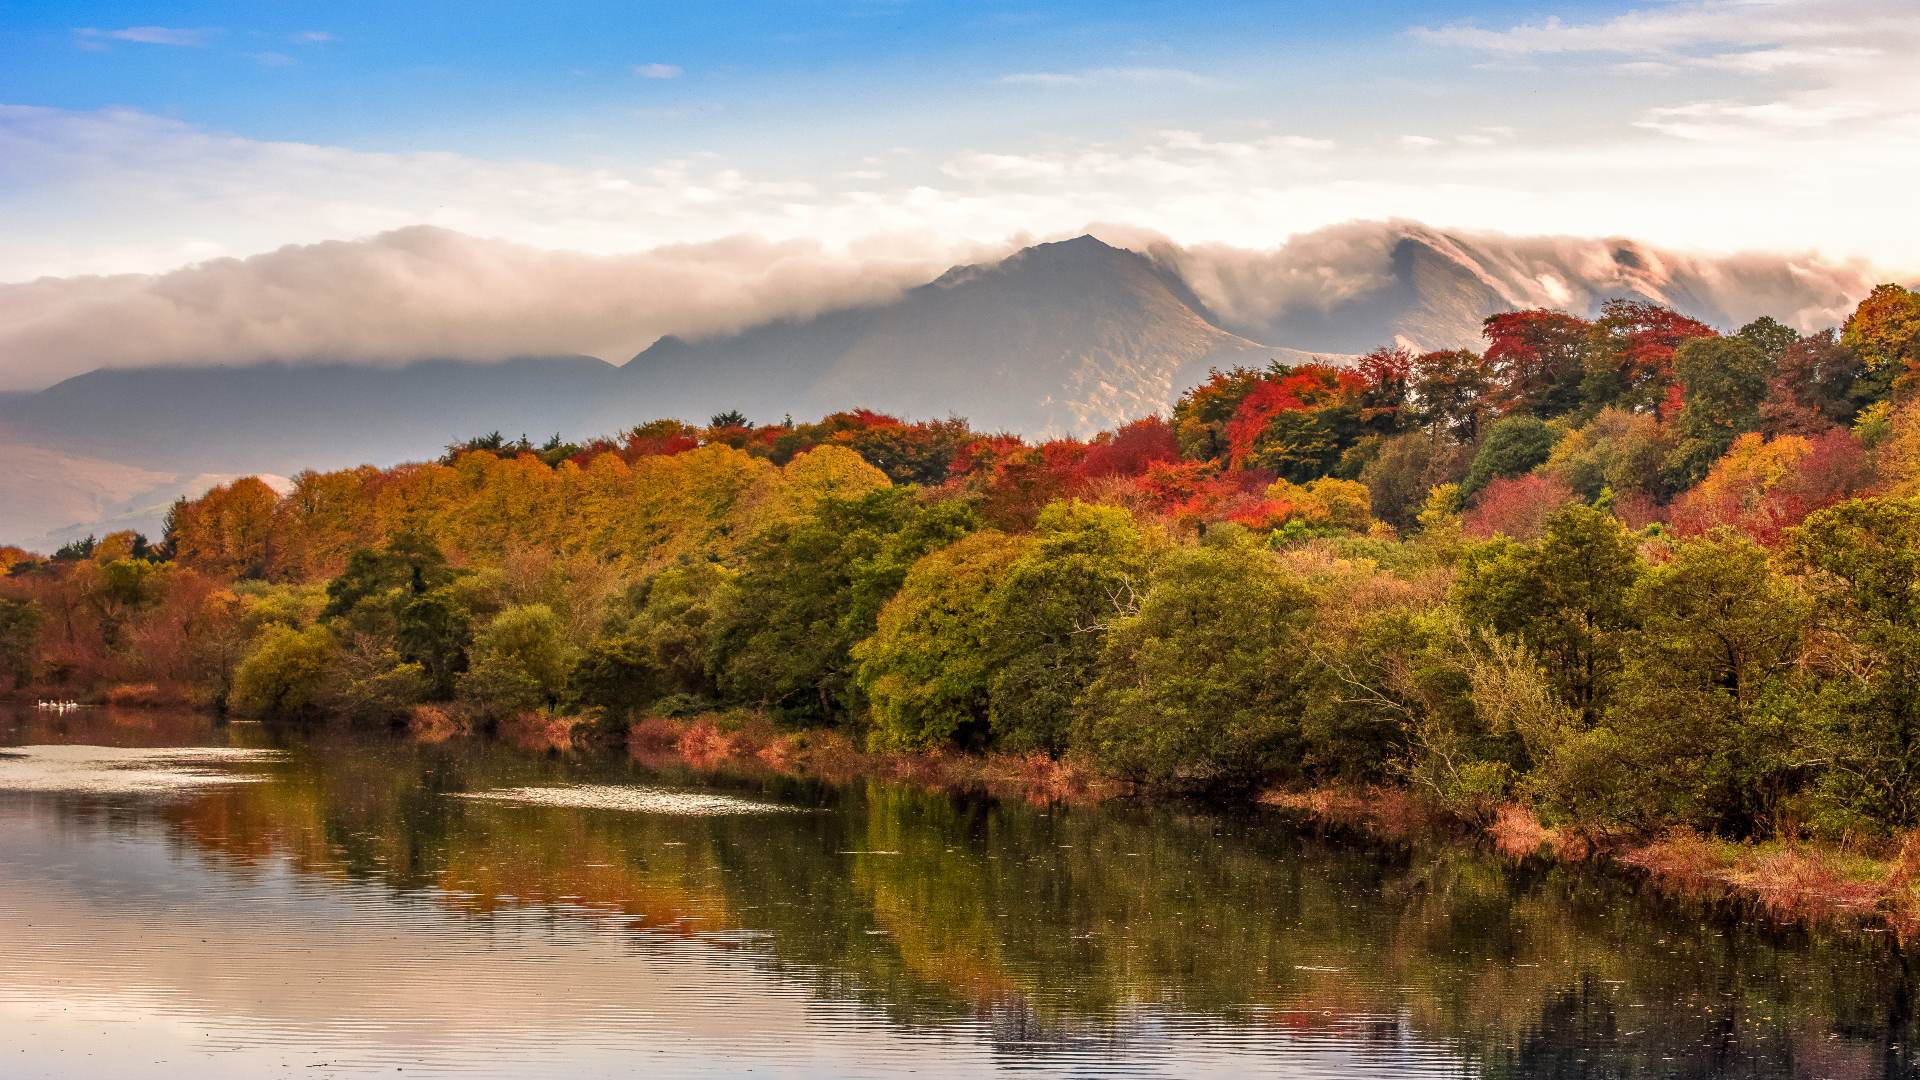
[0,221,1879,393]
[1399,135,1441,149]
[290,31,337,44]
[75,25,217,47]
[1,97,1915,305]
[633,63,683,79]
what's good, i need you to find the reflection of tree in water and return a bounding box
[129,717,1920,1076]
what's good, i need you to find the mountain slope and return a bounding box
[623,235,1323,435]
[0,356,624,477]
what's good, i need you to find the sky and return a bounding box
[1,0,1914,283]
[0,0,1913,394]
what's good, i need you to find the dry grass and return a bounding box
[1267,785,1920,936]
[1488,804,1551,859]
[618,714,1117,804]
[1625,831,1913,932]
[407,704,466,744]
[103,682,192,708]
[1259,785,1441,841]
[499,712,588,754]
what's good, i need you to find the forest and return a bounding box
[5,282,1920,850]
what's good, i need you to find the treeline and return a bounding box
[5,284,1920,842]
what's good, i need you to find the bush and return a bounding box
[1073,531,1313,789]
[230,624,336,718]
[458,604,573,718]
[1462,416,1560,500]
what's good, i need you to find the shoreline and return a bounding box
[626,712,1920,941]
[526,707,1920,941]
[14,692,1920,939]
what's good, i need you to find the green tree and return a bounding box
[1606,532,1811,833]
[1461,416,1559,501]
[459,603,574,716]
[0,597,43,689]
[321,532,457,620]
[569,635,661,718]
[856,530,1028,750]
[1073,529,1314,788]
[1736,316,1799,365]
[1787,497,1920,831]
[1668,336,1774,485]
[713,488,974,722]
[230,624,336,718]
[1455,505,1642,723]
[395,589,473,698]
[984,501,1154,753]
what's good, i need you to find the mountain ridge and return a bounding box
[0,222,1884,547]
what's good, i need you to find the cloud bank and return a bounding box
[0,228,989,391]
[0,221,1886,392]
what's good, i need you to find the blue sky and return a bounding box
[4,2,1620,157]
[0,0,1914,282]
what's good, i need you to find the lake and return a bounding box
[0,707,1913,1078]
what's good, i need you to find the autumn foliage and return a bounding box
[12,284,1920,850]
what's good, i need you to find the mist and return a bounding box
[0,220,1890,392]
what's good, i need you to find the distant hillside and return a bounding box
[623,235,1322,435]
[0,223,1881,548]
[0,356,624,477]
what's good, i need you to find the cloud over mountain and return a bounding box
[0,220,1886,393]
[0,228,977,392]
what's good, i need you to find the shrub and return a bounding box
[230,624,335,718]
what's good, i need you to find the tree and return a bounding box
[1222,363,1371,479]
[1411,348,1494,441]
[0,597,43,689]
[395,589,473,698]
[1841,284,1920,394]
[1455,505,1642,723]
[1482,310,1590,418]
[1359,433,1472,532]
[1608,532,1811,833]
[1760,329,1870,436]
[1670,430,1870,544]
[570,635,663,719]
[321,532,457,619]
[1788,497,1920,830]
[1735,315,1799,365]
[983,501,1155,752]
[1073,531,1314,788]
[1462,473,1577,541]
[230,624,336,718]
[167,477,281,579]
[1542,407,1671,503]
[1461,415,1559,500]
[1171,367,1266,460]
[459,604,574,716]
[1668,335,1774,485]
[1581,299,1716,415]
[856,531,1029,750]
[713,486,973,722]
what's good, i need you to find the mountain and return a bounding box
[0,224,1880,549]
[621,235,1322,435]
[1162,222,1874,355]
[0,356,624,477]
[0,441,292,553]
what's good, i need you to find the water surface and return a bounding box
[0,707,1913,1078]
